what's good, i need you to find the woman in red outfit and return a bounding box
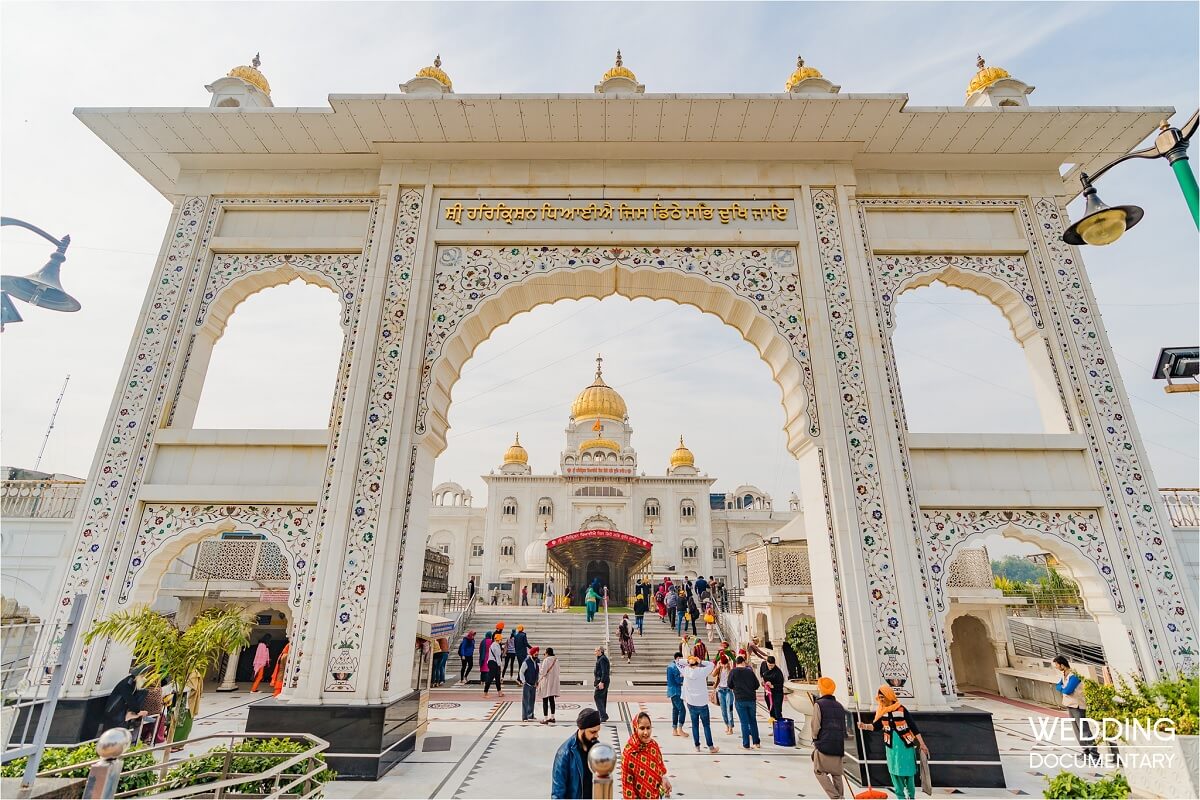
[621,711,671,799]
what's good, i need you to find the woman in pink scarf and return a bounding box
[250,635,272,692]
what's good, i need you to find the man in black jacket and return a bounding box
[521,647,541,721]
[727,655,761,749]
[809,676,846,797]
[761,655,786,722]
[593,646,611,722]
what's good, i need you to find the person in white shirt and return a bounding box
[680,656,719,753]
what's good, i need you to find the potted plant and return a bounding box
[85,605,251,749]
[783,617,821,728]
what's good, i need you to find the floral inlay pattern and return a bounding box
[415,245,819,438]
[194,253,363,329]
[324,189,423,692]
[811,189,911,693]
[872,254,1043,332]
[50,196,209,684]
[921,509,1119,614]
[383,445,420,691]
[818,448,854,696]
[120,504,317,607]
[1032,197,1196,673]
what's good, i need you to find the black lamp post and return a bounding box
[1063,110,1199,246]
[1,216,81,331]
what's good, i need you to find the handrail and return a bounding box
[602,587,611,648]
[36,731,329,799]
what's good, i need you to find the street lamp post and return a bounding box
[1,216,81,330]
[1062,109,1199,246]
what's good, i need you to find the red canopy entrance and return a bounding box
[544,529,652,605]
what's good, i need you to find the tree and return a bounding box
[84,605,251,745]
[990,556,1048,584]
[785,617,820,680]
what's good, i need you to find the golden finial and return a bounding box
[252,52,261,69]
[977,54,986,70]
[595,353,604,379]
[416,54,453,90]
[615,49,623,67]
[602,50,637,83]
[228,53,270,95]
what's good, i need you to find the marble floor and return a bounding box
[310,690,1112,800]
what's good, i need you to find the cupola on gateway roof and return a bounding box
[670,436,695,469]
[503,433,528,465]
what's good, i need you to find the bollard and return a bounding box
[82,727,132,799]
[588,742,616,800]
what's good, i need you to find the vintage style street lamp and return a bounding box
[1,216,81,330]
[1063,110,1199,246]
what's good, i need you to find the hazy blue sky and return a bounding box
[2,2,1196,524]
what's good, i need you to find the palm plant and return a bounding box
[84,605,252,745]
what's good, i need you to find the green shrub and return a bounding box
[164,737,335,794]
[785,617,820,679]
[1083,672,1199,737]
[1044,770,1129,798]
[0,740,157,793]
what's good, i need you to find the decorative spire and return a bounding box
[977,53,986,70]
[595,353,604,380]
[785,55,825,92]
[252,52,261,70]
[615,49,623,67]
[226,53,271,96]
[965,54,1015,98]
[435,53,442,68]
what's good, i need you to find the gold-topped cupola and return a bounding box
[571,355,628,422]
[595,49,645,94]
[503,433,528,465]
[965,54,1033,107]
[206,53,273,108]
[784,55,839,95]
[402,54,454,95]
[669,436,695,469]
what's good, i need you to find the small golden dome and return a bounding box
[966,55,1012,98]
[571,356,628,422]
[669,436,695,469]
[579,437,621,452]
[602,49,638,83]
[416,54,453,90]
[503,433,528,465]
[228,53,270,95]
[784,56,823,92]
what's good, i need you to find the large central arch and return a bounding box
[414,245,818,455]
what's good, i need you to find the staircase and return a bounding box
[1007,618,1105,665]
[451,606,699,687]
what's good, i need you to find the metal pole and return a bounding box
[81,728,131,799]
[1166,149,1200,227]
[19,593,86,797]
[588,743,615,799]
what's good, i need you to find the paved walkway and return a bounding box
[187,685,1115,798]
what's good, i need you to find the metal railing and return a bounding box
[0,480,83,519]
[1161,487,1200,527]
[1007,618,1105,665]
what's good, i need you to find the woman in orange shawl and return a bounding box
[270,642,290,696]
[856,684,929,800]
[621,711,671,799]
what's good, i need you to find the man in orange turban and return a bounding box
[809,676,846,798]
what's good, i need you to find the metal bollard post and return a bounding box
[588,743,616,800]
[82,727,132,799]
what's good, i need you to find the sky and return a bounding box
[2,2,1197,535]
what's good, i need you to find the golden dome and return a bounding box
[571,356,627,422]
[228,53,270,95]
[601,49,638,83]
[579,437,621,452]
[784,56,823,92]
[669,436,695,469]
[966,55,1012,98]
[416,54,453,90]
[503,433,528,465]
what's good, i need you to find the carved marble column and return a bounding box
[217,648,240,692]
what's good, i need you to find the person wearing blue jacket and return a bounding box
[666,651,687,738]
[457,631,476,685]
[551,707,602,798]
[1053,655,1100,762]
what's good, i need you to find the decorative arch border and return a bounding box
[118,503,317,608]
[413,245,820,443]
[920,508,1122,615]
[53,195,381,687]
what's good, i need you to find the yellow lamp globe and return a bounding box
[1062,183,1143,247]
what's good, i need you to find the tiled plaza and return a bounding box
[170,687,1109,799]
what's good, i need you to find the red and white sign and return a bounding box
[563,466,635,476]
[545,529,651,550]
[258,589,291,604]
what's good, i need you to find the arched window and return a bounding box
[682,539,698,560]
[743,494,755,509]
[499,537,516,559]
[192,280,343,429]
[892,281,1058,433]
[645,499,660,518]
[712,539,726,561]
[470,538,484,560]
[680,499,696,519]
[501,498,518,518]
[538,498,554,517]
